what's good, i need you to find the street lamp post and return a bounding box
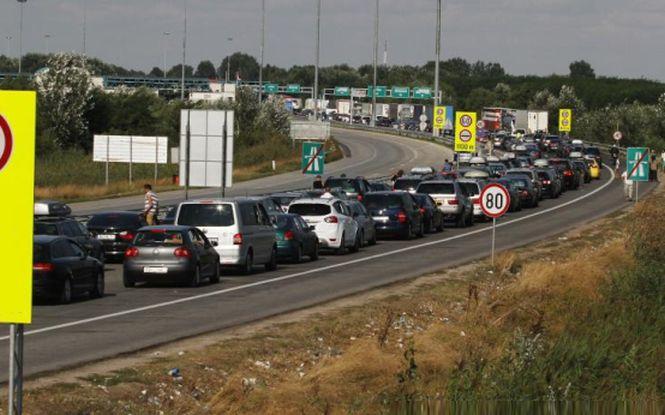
[5,36,12,57]
[162,31,170,78]
[181,0,187,100]
[82,0,87,55]
[17,0,27,75]
[433,0,442,137]
[43,34,51,53]
[225,37,233,83]
[258,0,265,104]
[313,0,321,120]
[370,0,379,127]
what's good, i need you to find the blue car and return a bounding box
[362,192,424,240]
[273,214,319,263]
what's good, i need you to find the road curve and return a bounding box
[1,130,652,381]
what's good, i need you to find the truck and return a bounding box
[527,111,548,133]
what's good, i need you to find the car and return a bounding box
[175,199,277,274]
[123,226,221,287]
[416,180,473,228]
[584,146,602,167]
[368,182,392,192]
[412,193,444,233]
[535,168,562,199]
[589,160,601,180]
[487,162,507,178]
[571,160,591,184]
[523,143,542,160]
[33,235,105,304]
[548,158,581,190]
[490,179,523,212]
[393,176,424,193]
[160,206,177,225]
[269,192,307,213]
[86,212,147,262]
[410,166,436,176]
[272,214,320,262]
[344,200,377,246]
[457,179,488,220]
[34,217,105,262]
[323,176,372,201]
[288,198,361,254]
[506,169,543,200]
[362,192,424,239]
[544,136,561,153]
[505,175,539,208]
[304,188,349,200]
[34,200,72,217]
[247,196,284,217]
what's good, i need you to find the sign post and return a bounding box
[0,91,37,415]
[626,147,649,203]
[480,183,511,266]
[301,142,325,175]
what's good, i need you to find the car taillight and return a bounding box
[472,198,480,205]
[521,190,529,196]
[233,233,243,245]
[397,211,408,223]
[325,216,339,224]
[284,230,295,241]
[419,208,426,214]
[119,231,134,241]
[543,180,551,185]
[357,194,363,201]
[564,170,573,177]
[33,262,54,272]
[448,199,459,205]
[124,247,139,258]
[174,247,192,258]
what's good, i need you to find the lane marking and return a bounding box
[1,166,616,341]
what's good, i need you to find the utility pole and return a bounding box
[82,0,87,56]
[383,39,388,65]
[181,0,187,100]
[225,37,233,83]
[370,0,379,127]
[17,0,26,75]
[313,0,321,120]
[258,0,265,104]
[43,34,51,53]
[433,0,442,137]
[162,31,170,78]
[5,36,12,57]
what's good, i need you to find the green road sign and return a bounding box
[263,83,279,94]
[413,87,432,99]
[368,85,387,98]
[301,142,325,175]
[391,86,410,99]
[626,147,649,182]
[286,84,301,94]
[334,86,351,97]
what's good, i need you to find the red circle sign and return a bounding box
[459,129,472,142]
[0,114,13,172]
[460,115,473,127]
[480,183,510,218]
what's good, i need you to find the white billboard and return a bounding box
[179,110,234,188]
[93,135,168,164]
[290,121,330,141]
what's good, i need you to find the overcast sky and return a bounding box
[1,0,663,81]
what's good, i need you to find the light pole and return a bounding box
[433,0,442,138]
[258,0,265,104]
[162,31,170,78]
[313,0,321,120]
[181,0,187,100]
[43,34,51,53]
[370,0,379,127]
[4,36,12,57]
[225,37,233,83]
[82,0,87,55]
[17,0,27,75]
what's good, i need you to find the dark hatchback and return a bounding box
[549,158,581,190]
[273,214,319,262]
[123,226,220,287]
[33,235,105,304]
[505,175,539,208]
[363,192,423,239]
[87,212,147,261]
[34,217,105,262]
[412,193,444,233]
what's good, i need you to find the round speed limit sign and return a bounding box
[480,184,510,218]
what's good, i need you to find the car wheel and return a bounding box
[90,268,105,299]
[265,246,278,271]
[336,233,347,254]
[436,218,444,232]
[310,242,319,261]
[210,261,221,284]
[403,224,413,240]
[369,229,377,245]
[417,220,425,237]
[123,273,135,288]
[242,252,254,275]
[189,265,201,287]
[424,217,432,233]
[349,232,361,253]
[456,212,465,228]
[293,244,303,263]
[60,277,73,304]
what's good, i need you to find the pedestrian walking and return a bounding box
[621,170,634,201]
[312,175,324,190]
[143,184,159,225]
[649,152,659,182]
[661,149,665,172]
[614,157,621,177]
[442,159,453,172]
[390,169,404,183]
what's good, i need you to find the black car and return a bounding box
[344,200,378,246]
[273,214,320,262]
[505,175,539,208]
[323,176,372,201]
[362,192,424,239]
[368,182,392,192]
[549,158,581,190]
[584,146,603,167]
[87,212,147,261]
[123,226,221,287]
[572,160,591,184]
[33,235,105,304]
[412,193,444,233]
[535,169,562,199]
[490,179,522,212]
[34,217,105,262]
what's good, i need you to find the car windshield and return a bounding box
[288,204,331,216]
[417,183,455,195]
[324,179,358,193]
[178,204,235,227]
[33,243,49,262]
[34,222,59,235]
[537,172,551,180]
[134,230,186,246]
[459,182,480,196]
[363,194,404,210]
[88,214,140,227]
[394,179,421,190]
[273,215,294,230]
[585,147,600,156]
[510,179,529,188]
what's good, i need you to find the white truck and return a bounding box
[527,111,548,133]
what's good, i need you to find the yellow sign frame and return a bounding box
[559,108,572,132]
[0,91,36,324]
[454,111,477,153]
[433,106,446,129]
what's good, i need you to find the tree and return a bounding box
[465,88,496,112]
[195,60,217,78]
[148,66,164,77]
[569,60,595,78]
[528,89,556,110]
[166,64,193,78]
[35,53,94,149]
[218,52,260,81]
[494,83,512,106]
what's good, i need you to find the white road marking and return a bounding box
[0,166,616,341]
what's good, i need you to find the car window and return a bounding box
[363,194,404,209]
[52,240,76,258]
[68,241,85,257]
[188,230,205,246]
[333,202,346,216]
[416,183,455,195]
[34,243,49,262]
[34,222,59,236]
[134,230,185,246]
[394,179,422,191]
[240,204,259,226]
[288,204,331,216]
[325,179,358,193]
[260,199,281,215]
[77,222,90,236]
[257,205,272,226]
[297,217,309,230]
[178,204,235,227]
[64,221,83,237]
[459,183,480,196]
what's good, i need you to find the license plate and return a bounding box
[97,234,115,240]
[372,216,389,222]
[143,266,168,274]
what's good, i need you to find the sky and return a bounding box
[0,0,663,81]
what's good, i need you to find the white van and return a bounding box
[175,198,277,274]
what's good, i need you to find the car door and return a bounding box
[58,240,89,293]
[256,204,276,262]
[356,203,375,242]
[188,229,209,275]
[334,201,355,244]
[297,216,316,252]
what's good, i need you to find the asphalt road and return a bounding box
[0,130,653,381]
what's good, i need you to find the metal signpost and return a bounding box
[626,147,649,203]
[480,183,511,266]
[301,142,325,175]
[0,91,37,415]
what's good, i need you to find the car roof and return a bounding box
[138,225,192,232]
[419,180,455,184]
[34,235,65,243]
[289,198,338,205]
[34,217,75,222]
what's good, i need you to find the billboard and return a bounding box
[93,135,168,164]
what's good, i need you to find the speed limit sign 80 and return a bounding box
[480,184,510,218]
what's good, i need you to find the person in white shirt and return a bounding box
[143,184,159,225]
[621,170,634,201]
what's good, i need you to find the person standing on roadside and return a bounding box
[390,169,404,183]
[621,170,634,201]
[312,175,324,190]
[442,159,453,172]
[143,184,159,225]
